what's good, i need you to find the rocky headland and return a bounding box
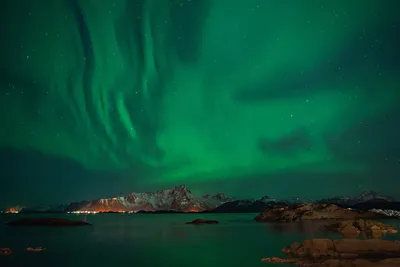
[254,203,387,222]
[257,203,400,266]
[262,239,400,267]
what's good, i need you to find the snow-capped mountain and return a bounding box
[357,190,396,203]
[210,196,288,213]
[65,185,234,212]
[209,191,399,213]
[318,190,396,206]
[370,209,400,218]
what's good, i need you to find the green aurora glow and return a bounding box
[1,0,399,186]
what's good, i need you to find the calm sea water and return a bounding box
[1,213,399,267]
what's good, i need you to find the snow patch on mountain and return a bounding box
[319,191,396,206]
[371,209,400,218]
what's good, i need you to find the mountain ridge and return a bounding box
[64,184,233,213]
[6,188,398,214]
[207,190,400,213]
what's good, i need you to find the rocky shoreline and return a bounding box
[256,203,400,266]
[324,219,398,238]
[262,239,400,267]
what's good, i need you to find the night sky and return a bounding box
[1,0,400,208]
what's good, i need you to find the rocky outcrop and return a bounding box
[325,219,398,238]
[262,239,400,267]
[185,219,219,225]
[0,248,12,256]
[7,217,91,226]
[26,247,46,252]
[254,204,387,222]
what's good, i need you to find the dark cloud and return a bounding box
[325,108,400,162]
[257,128,313,155]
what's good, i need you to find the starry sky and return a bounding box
[0,0,399,207]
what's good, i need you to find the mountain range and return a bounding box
[317,190,396,206]
[209,191,400,213]
[7,186,400,214]
[64,185,233,213]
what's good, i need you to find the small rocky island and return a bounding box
[0,248,12,256]
[7,217,91,226]
[185,219,219,225]
[254,203,387,222]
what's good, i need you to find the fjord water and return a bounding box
[1,214,399,267]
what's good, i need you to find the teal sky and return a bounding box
[0,0,399,206]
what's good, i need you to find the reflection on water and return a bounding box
[268,220,327,235]
[0,213,399,267]
[264,220,345,241]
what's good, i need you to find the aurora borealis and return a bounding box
[1,0,399,206]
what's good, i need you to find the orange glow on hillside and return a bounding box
[5,207,22,213]
[185,209,199,213]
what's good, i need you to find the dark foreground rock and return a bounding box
[262,257,400,266]
[262,239,400,267]
[26,247,46,252]
[255,204,387,222]
[0,248,12,256]
[325,219,398,238]
[185,219,219,225]
[7,217,91,226]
